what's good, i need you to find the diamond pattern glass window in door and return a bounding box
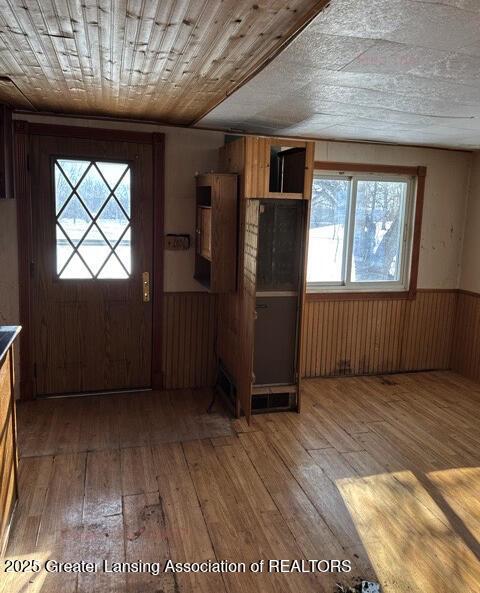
[55,159,131,279]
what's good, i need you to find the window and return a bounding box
[55,158,131,279]
[307,171,416,292]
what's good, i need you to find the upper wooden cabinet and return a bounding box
[220,135,315,200]
[194,173,238,293]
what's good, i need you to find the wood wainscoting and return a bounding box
[162,292,217,389]
[452,290,480,382]
[301,290,458,378]
[163,289,463,390]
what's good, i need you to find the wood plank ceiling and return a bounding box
[0,0,329,124]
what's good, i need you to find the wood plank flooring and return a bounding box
[2,372,480,593]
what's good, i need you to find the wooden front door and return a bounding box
[29,131,156,396]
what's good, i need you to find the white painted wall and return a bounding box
[315,141,472,289]
[460,152,480,293]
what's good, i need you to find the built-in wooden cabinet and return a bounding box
[216,135,315,422]
[194,173,238,293]
[220,135,314,200]
[0,326,20,555]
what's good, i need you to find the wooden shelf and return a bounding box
[194,173,237,293]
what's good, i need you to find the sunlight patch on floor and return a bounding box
[428,467,480,541]
[337,471,480,593]
[0,552,50,593]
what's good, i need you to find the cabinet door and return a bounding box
[254,296,298,385]
[0,353,16,551]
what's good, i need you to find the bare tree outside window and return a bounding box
[352,180,406,282]
[308,173,412,291]
[55,159,131,279]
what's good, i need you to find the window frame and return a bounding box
[307,164,425,298]
[52,156,133,281]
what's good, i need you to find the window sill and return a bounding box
[305,289,415,302]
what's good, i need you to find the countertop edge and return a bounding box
[0,326,22,362]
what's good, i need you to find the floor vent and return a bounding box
[252,389,297,413]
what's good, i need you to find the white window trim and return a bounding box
[307,170,417,294]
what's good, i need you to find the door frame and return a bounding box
[14,121,165,399]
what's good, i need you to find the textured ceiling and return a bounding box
[0,0,327,123]
[197,0,480,149]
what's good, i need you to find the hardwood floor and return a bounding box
[2,372,480,593]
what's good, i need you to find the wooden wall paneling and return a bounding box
[400,291,457,372]
[0,104,13,199]
[219,137,247,206]
[452,293,467,377]
[191,293,202,389]
[217,138,260,419]
[158,288,473,390]
[244,137,255,198]
[201,292,215,388]
[219,137,245,175]
[162,293,217,390]
[303,141,315,200]
[152,133,165,389]
[244,136,269,198]
[14,121,34,400]
[239,200,260,420]
[437,292,454,368]
[468,293,480,379]
[465,293,477,378]
[392,299,405,370]
[452,291,480,382]
[295,198,310,412]
[301,290,457,379]
[300,300,312,380]
[0,1,329,124]
[216,197,259,420]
